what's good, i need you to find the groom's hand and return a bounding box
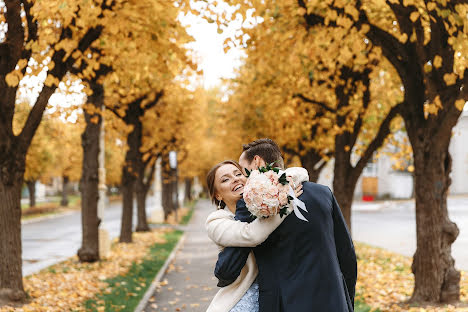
[214,199,255,287]
[235,198,256,223]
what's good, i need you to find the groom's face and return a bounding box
[239,152,265,176]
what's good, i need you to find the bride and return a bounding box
[204,160,307,312]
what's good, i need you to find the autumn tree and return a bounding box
[52,120,84,207]
[296,0,468,303]
[77,66,110,262]
[96,0,196,242]
[0,0,112,300]
[142,85,206,220]
[223,0,468,304]
[223,4,403,223]
[12,103,55,207]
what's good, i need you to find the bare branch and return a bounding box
[18,26,104,151]
[293,93,336,113]
[143,91,164,111]
[354,104,402,174]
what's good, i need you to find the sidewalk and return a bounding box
[144,199,219,311]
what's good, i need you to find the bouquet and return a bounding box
[243,162,294,219]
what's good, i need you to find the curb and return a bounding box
[21,210,77,225]
[134,233,187,312]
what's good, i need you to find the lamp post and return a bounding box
[98,108,110,258]
[150,157,164,223]
[169,151,179,222]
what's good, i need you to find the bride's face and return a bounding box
[214,164,246,207]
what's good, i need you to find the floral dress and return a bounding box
[229,279,259,312]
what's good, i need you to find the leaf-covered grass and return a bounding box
[82,230,183,312]
[355,299,380,312]
[180,200,196,225]
[21,195,82,222]
[161,200,198,225]
[355,242,468,311]
[21,195,81,210]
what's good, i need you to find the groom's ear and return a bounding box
[253,155,265,168]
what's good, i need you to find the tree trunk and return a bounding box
[135,182,150,232]
[409,137,460,303]
[162,177,173,220]
[119,123,140,242]
[299,150,327,182]
[184,178,192,202]
[77,81,102,263]
[172,168,179,222]
[60,175,69,207]
[0,179,26,301]
[119,166,135,242]
[332,134,359,232]
[119,102,146,242]
[332,173,356,233]
[26,180,36,208]
[161,154,174,220]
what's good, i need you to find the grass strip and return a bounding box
[82,230,183,312]
[355,299,380,312]
[180,200,197,225]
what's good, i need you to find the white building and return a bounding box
[318,109,468,199]
[450,109,468,195]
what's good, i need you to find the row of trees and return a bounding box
[1,0,466,307]
[210,0,468,305]
[0,0,213,303]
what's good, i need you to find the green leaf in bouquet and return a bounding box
[245,168,251,177]
[272,167,280,174]
[279,173,288,185]
[279,206,289,218]
[288,195,294,201]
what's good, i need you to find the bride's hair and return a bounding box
[206,160,243,209]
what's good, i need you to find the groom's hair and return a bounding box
[242,138,284,169]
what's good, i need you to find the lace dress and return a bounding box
[229,280,259,312]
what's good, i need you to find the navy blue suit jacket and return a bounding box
[215,182,357,312]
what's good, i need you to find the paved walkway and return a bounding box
[144,199,219,312]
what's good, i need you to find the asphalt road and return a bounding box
[22,195,467,277]
[22,196,158,276]
[352,196,468,271]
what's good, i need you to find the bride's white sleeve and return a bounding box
[206,167,309,248]
[205,210,284,247]
[285,167,309,185]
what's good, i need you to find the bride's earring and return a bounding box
[217,200,222,209]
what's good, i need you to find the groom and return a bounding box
[215,138,357,312]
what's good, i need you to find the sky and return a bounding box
[179,2,248,89]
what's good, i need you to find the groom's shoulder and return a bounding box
[302,182,333,203]
[303,181,331,195]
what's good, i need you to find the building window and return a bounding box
[363,160,378,177]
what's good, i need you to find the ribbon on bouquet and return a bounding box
[288,186,308,222]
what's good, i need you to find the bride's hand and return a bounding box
[287,177,303,197]
[294,184,303,197]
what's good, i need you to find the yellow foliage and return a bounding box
[0,229,174,312]
[216,2,403,166]
[356,243,468,311]
[455,99,466,111]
